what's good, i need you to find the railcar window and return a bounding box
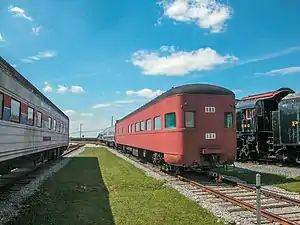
[185,111,195,128]
[146,119,151,131]
[27,107,34,126]
[131,124,134,133]
[225,112,233,128]
[128,125,131,133]
[48,117,52,130]
[135,122,140,132]
[122,127,124,134]
[165,113,176,129]
[140,121,145,131]
[11,99,21,123]
[154,116,161,130]
[53,119,57,131]
[58,122,61,132]
[37,111,42,127]
[0,93,3,119]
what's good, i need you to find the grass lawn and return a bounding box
[11,147,224,225]
[214,167,300,193]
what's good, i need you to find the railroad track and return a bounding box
[178,176,300,225]
[0,144,84,197]
[103,146,300,225]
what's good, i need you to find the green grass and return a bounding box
[11,147,224,225]
[214,167,300,193]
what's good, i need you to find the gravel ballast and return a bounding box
[0,145,87,225]
[234,162,300,179]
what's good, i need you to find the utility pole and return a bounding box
[79,123,83,140]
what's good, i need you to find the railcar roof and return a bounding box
[0,56,68,120]
[116,83,234,123]
[281,92,300,101]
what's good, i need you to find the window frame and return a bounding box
[154,116,161,130]
[184,111,196,128]
[36,111,42,128]
[10,98,21,123]
[224,112,233,128]
[140,121,145,131]
[146,119,151,131]
[27,106,34,126]
[53,119,57,131]
[48,117,52,130]
[0,92,3,120]
[128,125,131,133]
[164,112,176,129]
[135,122,140,132]
[131,124,134,133]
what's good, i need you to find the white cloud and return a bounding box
[92,103,112,109]
[32,26,42,35]
[56,85,84,94]
[160,45,175,52]
[57,85,68,93]
[36,51,56,59]
[21,58,35,63]
[115,100,136,104]
[232,89,243,94]
[131,46,238,76]
[80,113,94,117]
[21,50,57,63]
[159,0,233,33]
[255,67,300,76]
[0,33,5,42]
[63,109,76,116]
[8,5,33,21]
[43,82,53,93]
[126,88,165,98]
[70,85,84,93]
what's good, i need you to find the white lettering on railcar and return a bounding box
[205,133,216,139]
[205,106,215,113]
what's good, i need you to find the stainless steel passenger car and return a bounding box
[0,57,69,174]
[101,126,115,147]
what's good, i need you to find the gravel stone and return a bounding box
[0,145,87,225]
[234,162,300,179]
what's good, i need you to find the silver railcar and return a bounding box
[0,57,69,174]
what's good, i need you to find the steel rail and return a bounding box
[236,183,300,207]
[177,176,299,225]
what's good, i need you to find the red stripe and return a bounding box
[4,95,11,108]
[241,91,279,101]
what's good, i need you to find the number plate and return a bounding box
[205,133,216,139]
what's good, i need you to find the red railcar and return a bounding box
[115,84,236,172]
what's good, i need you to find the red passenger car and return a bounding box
[115,84,236,173]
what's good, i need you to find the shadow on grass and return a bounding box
[10,156,115,225]
[214,166,300,186]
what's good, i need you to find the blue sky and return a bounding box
[1,0,300,137]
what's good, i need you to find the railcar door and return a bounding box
[279,102,299,145]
